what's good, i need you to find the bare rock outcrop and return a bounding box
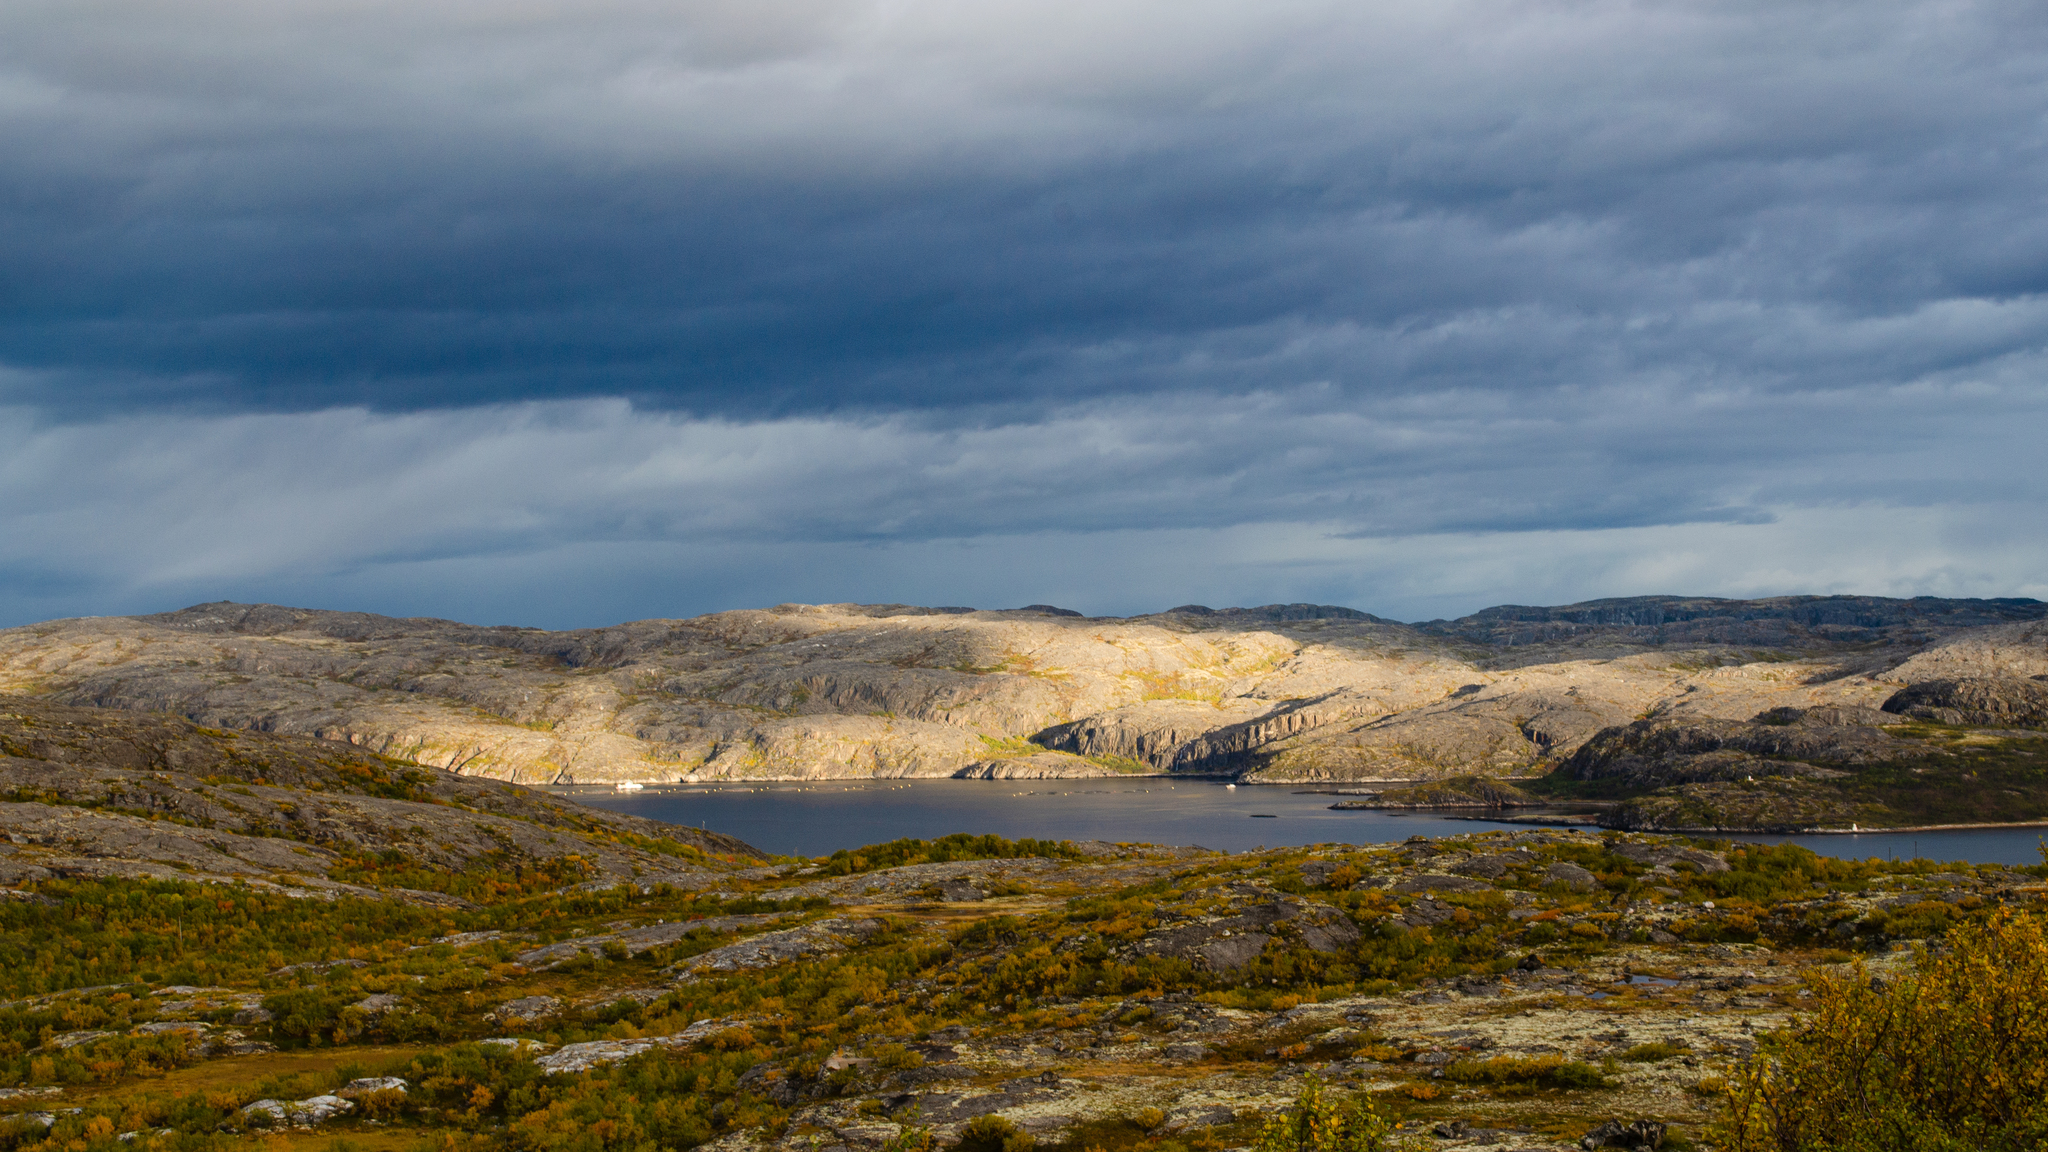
[0,695,764,896]
[239,1095,353,1128]
[669,918,884,979]
[1886,619,2048,681]
[1129,887,1360,972]
[1881,677,2048,728]
[1560,714,1902,789]
[0,595,2039,784]
[514,913,788,968]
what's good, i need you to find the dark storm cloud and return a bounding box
[5,0,2046,417]
[2,0,2046,626]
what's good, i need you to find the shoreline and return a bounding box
[1478,816,2048,835]
[1661,818,2048,836]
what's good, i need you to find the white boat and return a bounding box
[614,781,645,792]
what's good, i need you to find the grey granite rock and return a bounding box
[1131,893,1359,972]
[1544,863,1601,891]
[240,1095,353,1128]
[672,918,884,978]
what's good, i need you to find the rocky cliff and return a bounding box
[0,595,2040,786]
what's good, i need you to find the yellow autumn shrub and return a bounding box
[1716,907,2048,1151]
[1253,1076,1401,1152]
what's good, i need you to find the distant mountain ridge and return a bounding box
[0,595,2040,788]
[1424,593,2044,631]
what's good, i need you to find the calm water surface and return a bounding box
[573,779,2048,865]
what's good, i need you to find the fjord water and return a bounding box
[575,780,2048,865]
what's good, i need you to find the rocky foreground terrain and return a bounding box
[0,805,2036,1152]
[1,597,2043,802]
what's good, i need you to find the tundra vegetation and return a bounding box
[0,800,2040,1151]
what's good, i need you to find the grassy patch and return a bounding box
[1443,1054,1607,1090]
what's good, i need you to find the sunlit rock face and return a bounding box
[0,595,2039,784]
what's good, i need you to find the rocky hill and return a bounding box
[0,695,763,900]
[0,596,2040,791]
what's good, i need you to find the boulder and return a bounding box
[478,1037,556,1053]
[932,878,986,902]
[486,995,563,1024]
[1398,900,1459,928]
[128,1022,203,1038]
[240,1095,354,1128]
[1580,1119,1666,1149]
[1544,863,1601,890]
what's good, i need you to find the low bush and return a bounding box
[1443,1054,1605,1089]
[957,1114,1036,1152]
[1717,908,2048,1150]
[817,834,1084,877]
[1252,1076,1398,1152]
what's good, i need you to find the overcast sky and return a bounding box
[4,0,2045,628]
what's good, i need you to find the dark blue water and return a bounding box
[571,780,2048,865]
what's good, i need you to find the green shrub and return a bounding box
[1252,1075,1398,1152]
[818,834,1083,877]
[957,1114,1036,1152]
[869,1043,925,1071]
[1443,1054,1605,1089]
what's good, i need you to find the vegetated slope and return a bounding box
[0,823,2039,1152]
[0,695,763,902]
[0,596,2040,787]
